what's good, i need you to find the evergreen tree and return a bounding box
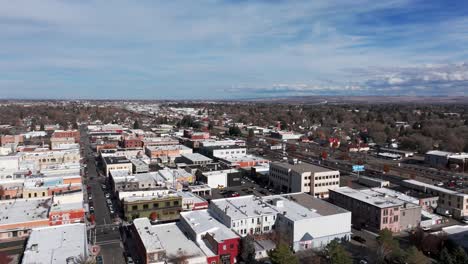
[405,246,428,264]
[228,126,242,137]
[40,123,45,131]
[452,246,468,264]
[239,235,256,264]
[439,247,454,264]
[326,239,352,264]
[133,120,140,129]
[269,243,298,264]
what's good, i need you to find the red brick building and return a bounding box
[121,138,143,148]
[51,130,80,143]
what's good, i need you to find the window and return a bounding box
[230,244,234,249]
[143,204,149,209]
[153,203,159,208]
[383,209,388,216]
[264,226,270,231]
[394,215,398,222]
[166,202,171,207]
[132,205,138,210]
[174,201,179,206]
[383,217,388,224]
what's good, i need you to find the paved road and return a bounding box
[81,127,126,264]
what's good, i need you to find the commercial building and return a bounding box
[177,191,209,211]
[0,197,52,240]
[329,187,422,232]
[269,160,340,198]
[270,131,302,140]
[178,153,214,166]
[196,169,242,189]
[209,194,351,251]
[22,223,88,264]
[145,145,193,162]
[121,190,182,221]
[132,218,209,264]
[131,158,150,174]
[200,145,247,159]
[180,210,240,264]
[121,138,144,148]
[402,179,468,219]
[218,155,269,169]
[103,156,133,176]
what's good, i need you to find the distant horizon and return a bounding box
[1,1,468,98]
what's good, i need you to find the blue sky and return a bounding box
[1,0,467,99]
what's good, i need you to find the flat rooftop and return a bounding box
[271,161,336,174]
[146,145,191,151]
[211,194,343,222]
[220,155,268,163]
[332,187,410,209]
[284,193,349,216]
[133,219,206,259]
[181,210,238,242]
[0,197,51,225]
[22,223,87,264]
[103,156,131,165]
[403,179,466,196]
[181,153,213,162]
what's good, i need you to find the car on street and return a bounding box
[88,195,92,200]
[101,184,107,190]
[106,198,112,204]
[90,206,95,213]
[127,257,135,264]
[105,193,110,198]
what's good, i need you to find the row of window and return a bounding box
[382,215,399,224]
[315,175,339,180]
[312,181,339,187]
[232,216,276,227]
[130,200,180,211]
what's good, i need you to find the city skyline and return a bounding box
[1,0,468,99]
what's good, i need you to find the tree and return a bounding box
[133,120,141,129]
[248,129,255,138]
[228,126,242,137]
[208,121,214,131]
[376,229,402,263]
[72,122,79,129]
[269,243,298,264]
[406,246,428,264]
[40,123,45,131]
[239,235,256,264]
[326,239,352,264]
[452,246,468,264]
[439,247,454,264]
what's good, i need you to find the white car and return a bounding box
[88,196,92,200]
[105,193,110,198]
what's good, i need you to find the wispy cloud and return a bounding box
[0,0,467,98]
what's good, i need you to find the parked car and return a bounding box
[126,257,135,264]
[352,235,366,244]
[89,206,95,213]
[88,196,92,200]
[105,193,111,198]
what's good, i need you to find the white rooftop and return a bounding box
[133,218,206,260]
[22,223,88,264]
[181,153,213,162]
[146,145,191,151]
[403,179,466,196]
[181,209,238,242]
[0,197,52,225]
[332,187,409,209]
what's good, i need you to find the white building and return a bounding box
[22,223,89,264]
[209,194,351,251]
[269,160,340,198]
[132,218,207,264]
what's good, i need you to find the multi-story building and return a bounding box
[131,158,150,174]
[200,145,247,159]
[209,194,351,251]
[178,153,213,166]
[196,168,242,189]
[18,149,81,172]
[329,187,422,232]
[269,160,340,198]
[50,137,76,150]
[121,138,144,148]
[0,197,52,240]
[145,144,193,162]
[51,130,80,143]
[181,210,240,264]
[219,155,269,169]
[22,223,88,264]
[132,218,209,264]
[121,190,182,221]
[402,179,468,219]
[103,156,133,177]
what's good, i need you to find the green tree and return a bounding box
[248,128,255,138]
[376,229,402,264]
[452,246,468,264]
[406,246,428,264]
[239,235,256,264]
[269,243,298,264]
[72,122,79,129]
[228,126,242,137]
[40,123,45,131]
[133,120,141,129]
[326,239,352,264]
[439,247,454,264]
